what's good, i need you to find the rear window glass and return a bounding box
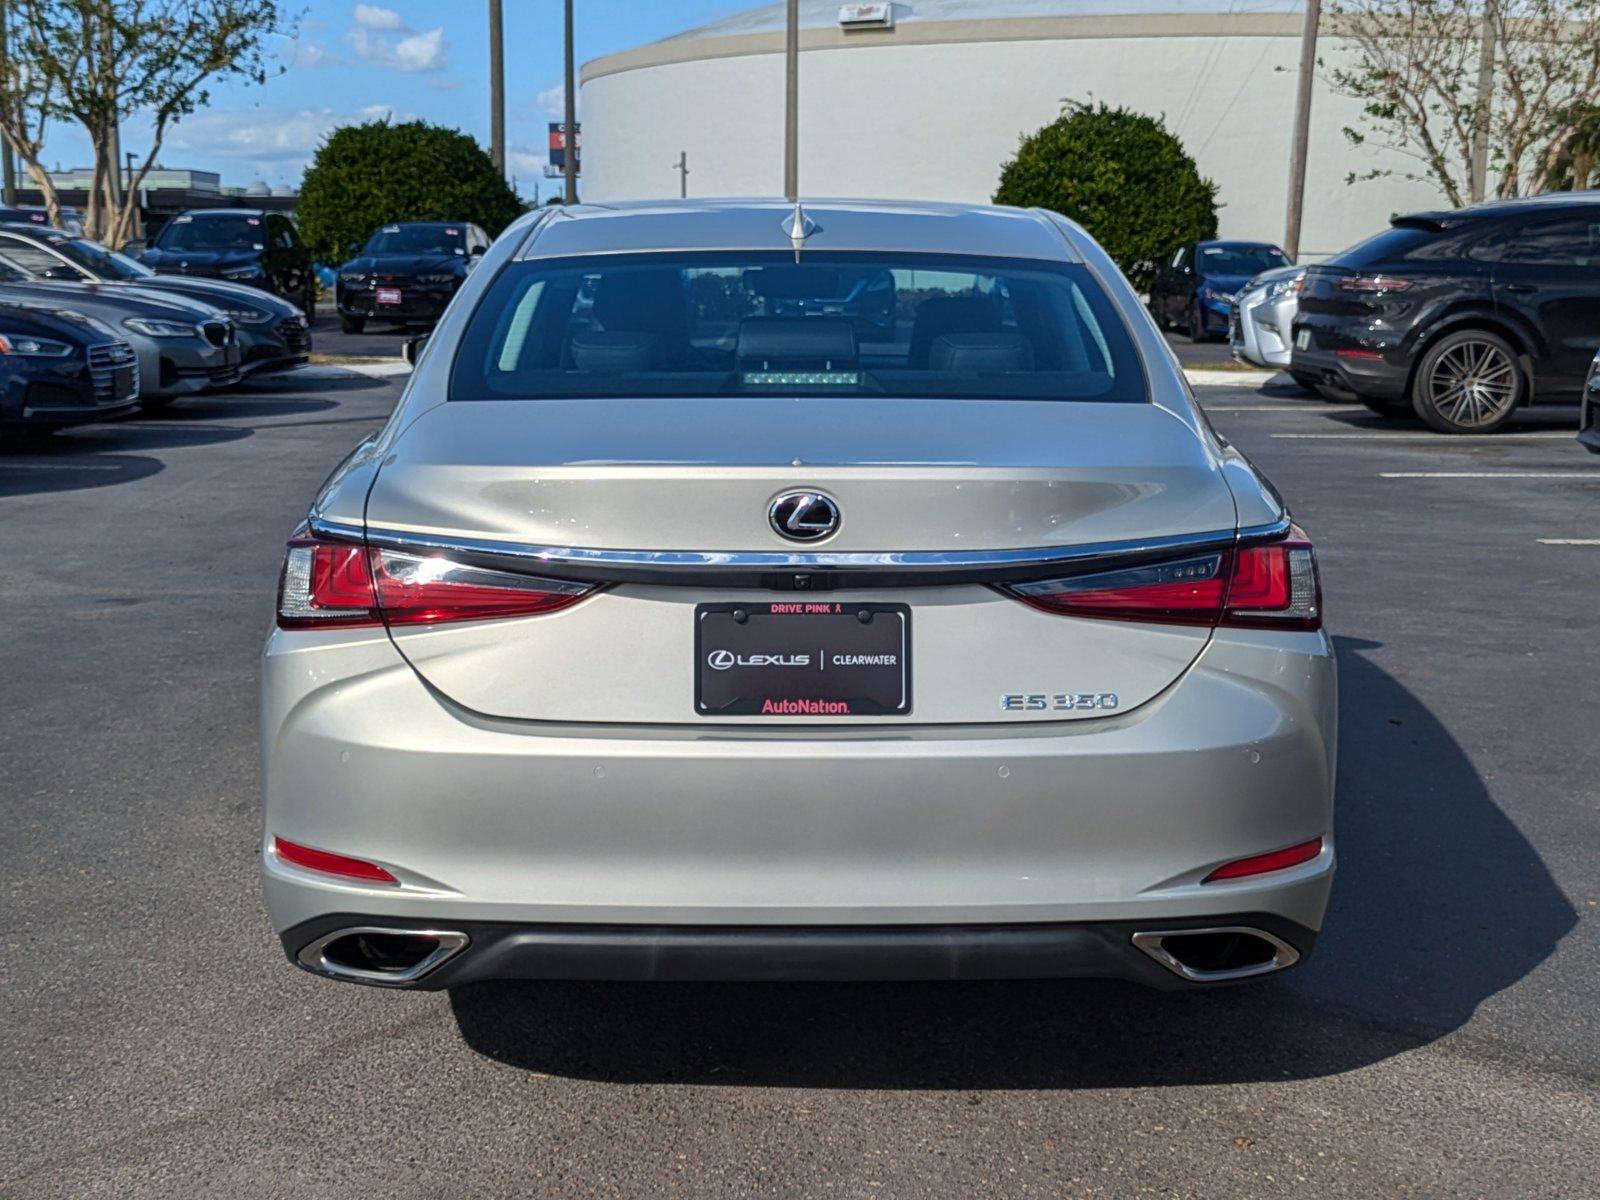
[449,251,1146,403]
[1197,243,1291,274]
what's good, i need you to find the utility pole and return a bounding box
[488,0,505,176]
[562,0,577,204]
[1469,0,1497,203]
[0,1,14,207]
[1282,0,1321,260]
[675,151,688,198]
[783,0,799,200]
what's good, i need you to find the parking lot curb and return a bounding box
[300,361,411,380]
[1184,368,1279,387]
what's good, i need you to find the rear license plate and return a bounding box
[112,367,135,400]
[695,602,911,717]
[1295,326,1311,350]
[376,287,402,306]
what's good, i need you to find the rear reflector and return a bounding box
[276,527,594,628]
[273,836,398,885]
[1009,525,1321,630]
[1203,837,1323,883]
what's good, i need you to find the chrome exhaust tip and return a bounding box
[1131,926,1300,983]
[296,926,469,987]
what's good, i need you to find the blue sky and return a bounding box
[41,1,748,197]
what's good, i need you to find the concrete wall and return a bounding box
[581,31,1445,260]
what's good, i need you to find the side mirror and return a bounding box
[401,333,429,367]
[42,264,83,281]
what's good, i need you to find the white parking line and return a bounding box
[1538,538,1600,545]
[1274,432,1571,441]
[1380,471,1596,479]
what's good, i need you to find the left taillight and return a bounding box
[1008,525,1322,631]
[276,528,594,629]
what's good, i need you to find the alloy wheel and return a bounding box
[1424,338,1518,429]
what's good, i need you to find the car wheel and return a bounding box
[1411,329,1524,434]
[1149,299,1169,332]
[1186,300,1209,343]
[340,315,366,335]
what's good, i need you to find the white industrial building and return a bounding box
[579,0,1446,259]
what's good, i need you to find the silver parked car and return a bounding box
[263,200,1336,991]
[1229,264,1305,374]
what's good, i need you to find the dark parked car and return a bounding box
[140,209,315,317]
[0,224,309,377]
[0,299,139,435]
[0,205,85,235]
[335,221,490,333]
[1292,193,1600,433]
[1148,240,1291,342]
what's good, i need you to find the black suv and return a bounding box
[139,209,316,318]
[335,221,490,333]
[1292,193,1600,433]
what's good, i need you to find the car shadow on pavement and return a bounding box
[145,394,340,421]
[0,419,257,495]
[448,636,1575,1088]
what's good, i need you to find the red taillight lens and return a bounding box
[1011,526,1321,630]
[272,836,398,885]
[1203,836,1323,883]
[276,530,594,629]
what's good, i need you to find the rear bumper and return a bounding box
[1289,332,1409,399]
[280,911,1319,989]
[261,626,1338,967]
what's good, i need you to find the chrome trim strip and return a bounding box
[307,515,1291,587]
[1130,926,1301,983]
[296,926,469,987]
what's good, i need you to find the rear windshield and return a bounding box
[364,224,465,256]
[450,251,1145,403]
[155,214,264,252]
[1197,243,1291,274]
[54,237,152,280]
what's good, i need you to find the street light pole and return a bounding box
[1469,0,1498,203]
[783,0,798,200]
[563,0,577,204]
[1282,0,1321,260]
[488,0,505,177]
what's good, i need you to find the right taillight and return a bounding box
[276,527,595,629]
[1010,526,1321,631]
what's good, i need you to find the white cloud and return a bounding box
[348,8,446,73]
[537,84,568,120]
[161,104,418,180]
[352,4,405,31]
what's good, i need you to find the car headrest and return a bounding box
[928,331,1035,373]
[569,330,663,372]
[735,317,858,366]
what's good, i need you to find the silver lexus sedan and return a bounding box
[263,200,1336,991]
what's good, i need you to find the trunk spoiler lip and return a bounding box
[307,516,1292,590]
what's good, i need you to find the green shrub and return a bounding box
[296,119,524,262]
[994,102,1218,291]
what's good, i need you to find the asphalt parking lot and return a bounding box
[2,372,1597,1197]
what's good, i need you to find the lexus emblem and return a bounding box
[769,491,840,542]
[707,649,736,671]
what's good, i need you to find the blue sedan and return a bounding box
[1149,240,1292,342]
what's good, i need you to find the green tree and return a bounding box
[297,119,524,262]
[994,102,1217,291]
